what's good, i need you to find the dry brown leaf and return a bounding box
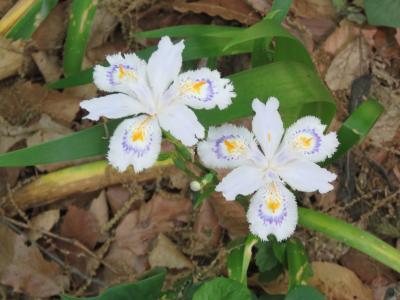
[106,185,130,214]
[60,205,100,249]
[0,224,67,297]
[368,81,400,144]
[245,0,271,15]
[309,262,374,300]
[173,0,260,25]
[192,199,222,255]
[149,234,193,269]
[89,190,109,230]
[31,1,68,50]
[0,37,24,81]
[325,36,370,91]
[209,192,248,238]
[87,5,118,50]
[31,51,62,82]
[29,209,60,241]
[322,19,360,56]
[252,262,374,300]
[340,249,396,285]
[292,0,337,19]
[104,192,192,280]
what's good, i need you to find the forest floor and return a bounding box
[0,0,399,299]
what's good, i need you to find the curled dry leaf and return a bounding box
[322,19,360,56]
[149,233,193,269]
[292,0,337,19]
[29,209,60,241]
[191,199,222,255]
[252,262,374,300]
[31,51,62,83]
[173,0,260,25]
[89,190,109,242]
[209,192,248,238]
[0,224,67,297]
[245,0,271,15]
[0,37,24,81]
[325,36,371,91]
[106,185,130,214]
[87,5,118,50]
[104,192,192,281]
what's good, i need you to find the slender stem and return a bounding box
[298,207,400,273]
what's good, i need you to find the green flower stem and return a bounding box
[298,207,400,273]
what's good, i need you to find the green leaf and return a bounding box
[258,264,284,283]
[62,268,166,300]
[259,294,285,300]
[284,286,325,300]
[255,241,279,272]
[272,239,287,265]
[324,99,384,165]
[298,208,400,273]
[63,0,98,76]
[227,235,258,285]
[0,61,335,167]
[270,0,293,23]
[136,24,242,38]
[365,0,400,28]
[224,19,313,69]
[193,277,252,300]
[5,0,58,40]
[286,239,313,290]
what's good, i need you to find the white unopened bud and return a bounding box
[190,180,202,192]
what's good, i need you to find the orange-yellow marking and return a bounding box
[118,65,136,80]
[131,117,152,142]
[297,135,313,148]
[267,198,281,214]
[192,81,206,93]
[223,139,245,154]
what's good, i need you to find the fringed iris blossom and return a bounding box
[80,37,235,172]
[198,97,338,241]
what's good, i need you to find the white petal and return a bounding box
[107,115,161,172]
[247,182,298,242]
[197,124,264,169]
[252,98,284,159]
[176,68,236,110]
[215,165,265,201]
[277,159,337,193]
[93,53,146,94]
[282,116,339,163]
[158,104,204,146]
[80,93,148,121]
[147,37,184,98]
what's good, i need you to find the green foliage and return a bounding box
[255,241,280,273]
[286,240,313,291]
[5,0,58,40]
[284,286,325,300]
[61,268,166,300]
[298,208,400,273]
[227,235,258,285]
[63,0,98,76]
[192,277,252,300]
[364,0,400,27]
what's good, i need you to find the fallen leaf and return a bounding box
[87,5,118,50]
[325,36,370,91]
[0,37,24,81]
[192,199,222,255]
[292,0,337,19]
[0,224,67,297]
[149,234,193,269]
[60,205,100,249]
[309,262,374,300]
[89,190,109,230]
[104,192,192,280]
[173,0,260,25]
[252,262,374,300]
[322,19,360,56]
[106,185,131,214]
[244,0,271,15]
[29,209,60,241]
[31,51,62,82]
[209,192,248,238]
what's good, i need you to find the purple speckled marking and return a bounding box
[107,64,136,86]
[212,134,243,161]
[121,129,153,157]
[295,128,321,155]
[257,203,287,225]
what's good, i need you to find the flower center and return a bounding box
[223,139,246,154]
[118,65,136,80]
[131,116,152,142]
[180,80,207,95]
[266,197,281,214]
[294,133,314,150]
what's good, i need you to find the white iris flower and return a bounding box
[198,97,339,241]
[80,37,235,172]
